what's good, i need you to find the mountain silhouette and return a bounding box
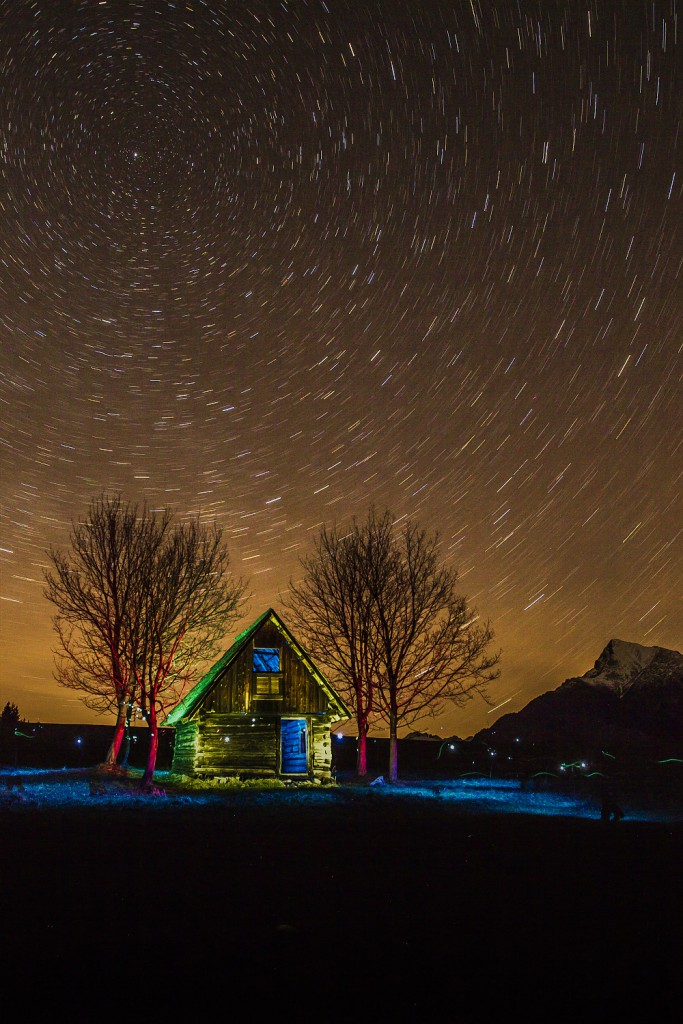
[474,639,683,759]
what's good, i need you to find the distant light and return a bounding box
[75,737,82,745]
[449,744,455,751]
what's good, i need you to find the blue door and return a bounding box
[280,719,307,774]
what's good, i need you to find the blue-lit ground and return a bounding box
[1,766,681,823]
[2,767,680,1018]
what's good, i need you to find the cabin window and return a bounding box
[254,674,283,698]
[253,647,280,673]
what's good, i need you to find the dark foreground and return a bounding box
[0,771,680,1019]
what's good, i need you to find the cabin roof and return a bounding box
[164,607,352,725]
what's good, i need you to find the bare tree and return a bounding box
[44,494,248,784]
[368,516,500,781]
[44,495,158,768]
[128,515,248,784]
[283,514,385,777]
[286,506,500,782]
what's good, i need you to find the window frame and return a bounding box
[253,673,284,699]
[252,646,281,673]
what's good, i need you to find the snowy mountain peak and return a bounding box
[473,638,683,753]
[581,638,680,694]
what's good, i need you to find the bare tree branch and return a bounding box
[284,505,501,781]
[44,493,249,783]
[367,516,500,780]
[283,515,385,777]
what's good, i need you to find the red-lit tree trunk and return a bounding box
[353,671,373,777]
[388,711,399,783]
[142,706,159,788]
[102,698,127,768]
[357,719,369,777]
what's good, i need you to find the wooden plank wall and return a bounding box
[201,624,329,716]
[194,716,278,777]
[171,720,199,775]
[311,719,334,780]
[172,714,336,781]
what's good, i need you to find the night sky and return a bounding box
[1,0,680,738]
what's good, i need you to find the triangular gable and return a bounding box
[265,609,352,718]
[164,608,351,725]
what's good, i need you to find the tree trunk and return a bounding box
[102,699,128,768]
[120,702,134,768]
[357,723,368,777]
[142,710,159,787]
[388,713,399,782]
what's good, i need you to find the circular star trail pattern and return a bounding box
[1,0,681,735]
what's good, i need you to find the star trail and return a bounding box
[0,0,680,737]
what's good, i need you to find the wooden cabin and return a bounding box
[165,608,351,782]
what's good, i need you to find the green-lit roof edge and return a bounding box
[163,608,272,725]
[164,607,352,725]
[268,610,352,719]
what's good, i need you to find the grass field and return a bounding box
[0,768,680,1019]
